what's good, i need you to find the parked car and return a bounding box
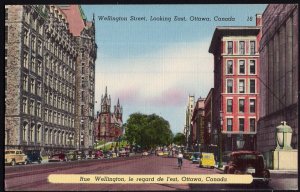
[191,152,201,164]
[156,150,164,156]
[199,152,215,169]
[25,150,42,164]
[119,150,129,157]
[142,151,149,156]
[224,151,270,185]
[183,152,193,159]
[76,151,87,160]
[65,150,78,161]
[48,153,67,162]
[94,150,104,159]
[5,149,28,166]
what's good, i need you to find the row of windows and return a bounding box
[44,109,74,127]
[227,40,256,55]
[22,52,43,75]
[226,59,256,75]
[24,9,43,35]
[44,91,74,113]
[22,74,42,96]
[22,97,42,117]
[226,79,257,93]
[226,98,256,113]
[23,29,43,55]
[45,38,76,71]
[44,73,75,99]
[22,122,74,146]
[21,123,42,143]
[226,118,256,132]
[45,56,75,85]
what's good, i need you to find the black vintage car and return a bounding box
[224,151,270,185]
[25,150,42,164]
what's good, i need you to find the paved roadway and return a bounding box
[5,155,297,191]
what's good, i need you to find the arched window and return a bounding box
[29,123,35,142]
[49,129,53,144]
[53,130,57,145]
[37,124,42,143]
[45,128,48,144]
[61,131,64,145]
[22,122,28,142]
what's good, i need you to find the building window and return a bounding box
[239,118,244,131]
[249,99,256,113]
[249,60,256,74]
[22,122,28,142]
[37,125,41,143]
[37,60,42,76]
[49,110,52,123]
[239,99,245,113]
[227,41,233,54]
[37,102,41,117]
[31,35,36,51]
[227,99,233,113]
[37,81,41,96]
[250,41,255,55]
[45,109,48,122]
[29,124,34,142]
[45,129,48,144]
[239,60,245,74]
[227,118,233,131]
[226,60,233,74]
[249,118,256,132]
[5,26,8,43]
[249,79,256,93]
[23,29,29,46]
[30,78,35,93]
[81,91,84,101]
[239,41,245,55]
[23,52,28,68]
[30,99,35,115]
[227,79,233,93]
[81,105,84,115]
[239,79,245,93]
[31,56,35,73]
[22,97,28,114]
[37,40,42,55]
[23,74,28,91]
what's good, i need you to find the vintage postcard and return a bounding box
[4,3,298,191]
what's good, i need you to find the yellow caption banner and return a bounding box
[48,174,253,184]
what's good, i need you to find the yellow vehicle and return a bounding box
[156,150,164,156]
[199,153,215,169]
[5,149,28,166]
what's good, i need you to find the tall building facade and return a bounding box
[190,97,205,151]
[257,4,298,168]
[208,15,262,153]
[59,5,97,151]
[94,87,123,142]
[184,95,195,149]
[5,5,96,155]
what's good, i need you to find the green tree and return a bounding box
[173,132,186,146]
[124,113,173,149]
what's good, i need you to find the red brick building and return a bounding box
[209,15,262,153]
[94,87,123,142]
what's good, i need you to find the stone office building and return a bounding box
[257,4,298,169]
[5,5,97,155]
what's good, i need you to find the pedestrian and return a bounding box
[177,151,183,168]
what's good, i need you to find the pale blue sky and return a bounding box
[82,4,267,134]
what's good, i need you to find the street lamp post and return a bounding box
[218,111,223,168]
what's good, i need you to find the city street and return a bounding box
[5,155,297,191]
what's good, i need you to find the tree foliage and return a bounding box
[173,132,186,146]
[124,113,173,149]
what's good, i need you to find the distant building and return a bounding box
[94,87,123,142]
[209,14,262,153]
[257,4,298,168]
[184,95,195,149]
[190,97,205,151]
[204,88,214,145]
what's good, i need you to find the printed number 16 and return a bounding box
[247,16,253,21]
